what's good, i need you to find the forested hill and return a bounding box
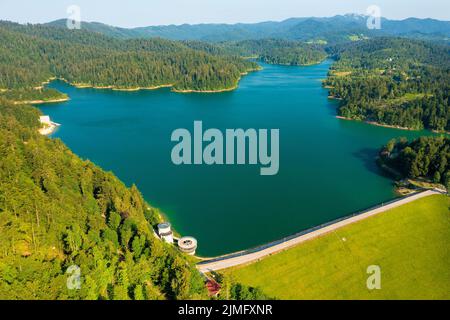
[184,39,328,66]
[324,37,450,132]
[0,98,207,299]
[0,21,258,98]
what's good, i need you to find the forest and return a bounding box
[324,38,450,132]
[0,88,68,103]
[379,136,450,189]
[189,39,328,66]
[226,39,327,66]
[0,98,268,300]
[0,21,258,98]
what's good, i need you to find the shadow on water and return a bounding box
[353,148,393,179]
[325,98,340,117]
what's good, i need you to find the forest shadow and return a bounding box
[324,97,340,117]
[353,147,393,179]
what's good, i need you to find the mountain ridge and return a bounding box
[43,15,450,42]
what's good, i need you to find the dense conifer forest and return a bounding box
[0,21,258,97]
[185,39,328,66]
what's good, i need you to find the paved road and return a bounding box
[197,189,441,273]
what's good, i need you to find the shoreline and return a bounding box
[61,79,242,94]
[260,57,327,67]
[336,115,417,131]
[38,122,60,135]
[112,84,174,91]
[54,67,261,94]
[365,120,414,131]
[15,97,69,105]
[172,84,238,93]
[336,115,449,134]
[71,82,175,91]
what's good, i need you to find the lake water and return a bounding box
[40,60,433,256]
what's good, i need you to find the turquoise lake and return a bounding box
[39,60,434,257]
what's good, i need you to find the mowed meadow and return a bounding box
[224,195,450,299]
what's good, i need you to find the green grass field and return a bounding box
[224,195,450,300]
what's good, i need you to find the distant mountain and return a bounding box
[46,19,138,39]
[381,17,450,40]
[45,15,450,43]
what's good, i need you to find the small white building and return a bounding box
[178,236,198,255]
[39,115,52,126]
[38,115,60,135]
[157,222,174,244]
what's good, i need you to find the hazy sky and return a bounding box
[1,0,449,28]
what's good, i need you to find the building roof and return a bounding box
[178,236,197,250]
[39,115,51,123]
[205,279,221,297]
[158,222,171,229]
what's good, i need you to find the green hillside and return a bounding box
[0,21,258,98]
